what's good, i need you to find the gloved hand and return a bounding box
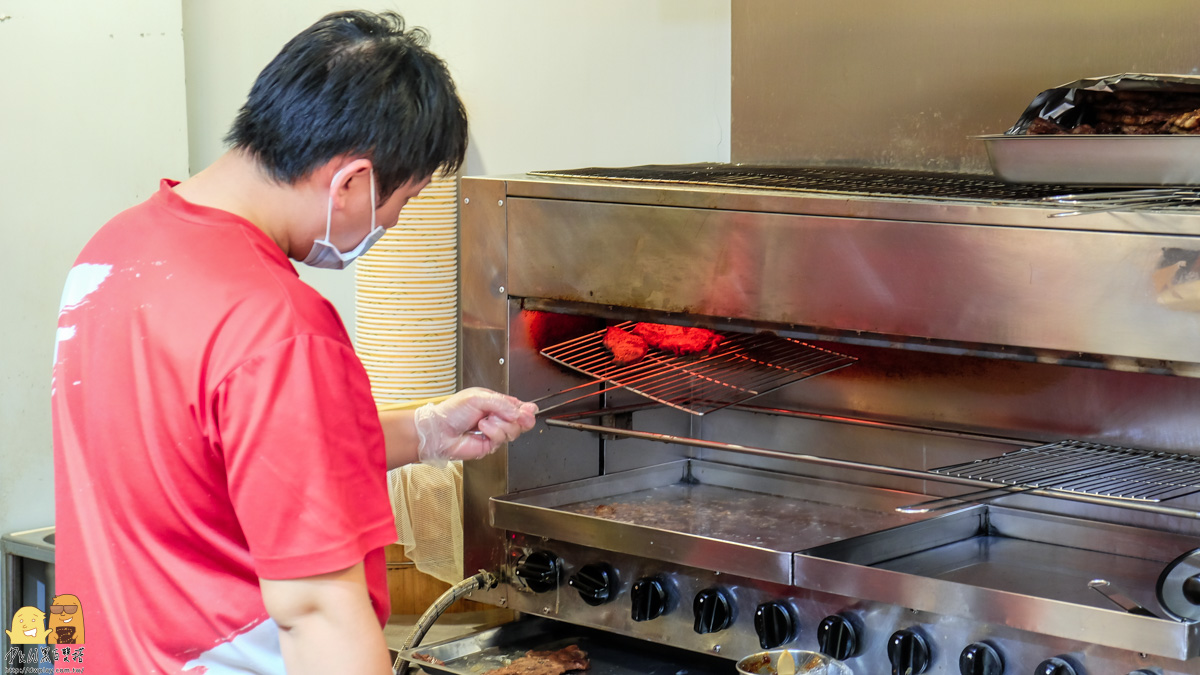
[414,387,538,466]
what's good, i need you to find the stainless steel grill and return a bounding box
[461,170,1200,674]
[539,322,856,415]
[932,440,1200,502]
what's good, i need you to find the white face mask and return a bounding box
[301,166,383,270]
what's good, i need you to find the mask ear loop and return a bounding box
[368,168,377,233]
[322,165,355,246]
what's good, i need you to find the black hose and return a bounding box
[392,570,499,675]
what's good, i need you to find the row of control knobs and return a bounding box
[516,553,1143,675]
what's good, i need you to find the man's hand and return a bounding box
[414,387,538,465]
[260,562,392,675]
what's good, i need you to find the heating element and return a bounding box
[539,322,855,415]
[932,440,1200,502]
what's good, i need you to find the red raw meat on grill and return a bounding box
[632,323,723,356]
[482,645,590,675]
[603,326,649,365]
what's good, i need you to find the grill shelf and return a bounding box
[539,322,855,416]
[530,164,1116,204]
[531,164,1200,214]
[931,440,1200,502]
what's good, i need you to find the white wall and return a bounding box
[182,0,732,331]
[0,2,188,536]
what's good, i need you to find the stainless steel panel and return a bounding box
[732,1,1200,172]
[502,174,1200,236]
[491,460,932,584]
[750,344,1200,462]
[507,197,1200,365]
[506,537,1198,674]
[981,134,1200,185]
[799,506,1200,659]
[461,177,510,579]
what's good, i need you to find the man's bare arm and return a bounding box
[260,562,391,675]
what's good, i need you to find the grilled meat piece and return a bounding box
[412,653,447,666]
[632,323,723,356]
[1027,117,1067,135]
[603,326,649,365]
[482,645,590,675]
[1164,109,1200,134]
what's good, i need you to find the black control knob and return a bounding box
[630,576,671,622]
[1034,657,1077,675]
[514,551,562,593]
[1127,671,1157,675]
[888,629,931,675]
[693,588,735,634]
[754,602,796,649]
[959,642,1003,675]
[567,563,618,606]
[817,615,859,661]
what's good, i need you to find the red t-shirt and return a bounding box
[52,180,396,673]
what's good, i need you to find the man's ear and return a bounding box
[325,157,374,210]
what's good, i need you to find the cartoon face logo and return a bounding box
[5,606,48,644]
[46,594,85,645]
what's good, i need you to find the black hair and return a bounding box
[225,10,467,198]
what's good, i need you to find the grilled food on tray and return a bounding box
[1027,90,1200,135]
[482,645,590,675]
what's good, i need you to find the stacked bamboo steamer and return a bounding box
[355,171,458,404]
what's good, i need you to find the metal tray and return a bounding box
[978,134,1200,186]
[797,504,1200,660]
[491,460,932,584]
[398,617,731,675]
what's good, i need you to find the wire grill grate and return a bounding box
[540,322,856,415]
[931,440,1200,502]
[529,164,1120,204]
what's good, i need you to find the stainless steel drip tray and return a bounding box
[798,505,1200,660]
[397,617,731,675]
[490,459,933,584]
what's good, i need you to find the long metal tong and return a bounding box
[1044,188,1200,217]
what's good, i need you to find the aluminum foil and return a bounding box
[1006,73,1200,135]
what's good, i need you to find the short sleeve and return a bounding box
[212,334,396,579]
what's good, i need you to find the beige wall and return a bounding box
[0,2,188,537]
[182,0,732,331]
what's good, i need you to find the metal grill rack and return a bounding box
[539,322,855,415]
[931,440,1200,502]
[530,164,1118,204]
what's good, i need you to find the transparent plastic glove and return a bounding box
[414,387,538,466]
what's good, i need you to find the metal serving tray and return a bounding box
[797,504,1200,659]
[491,460,932,584]
[978,134,1200,186]
[398,617,731,675]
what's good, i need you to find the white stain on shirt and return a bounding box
[53,263,113,391]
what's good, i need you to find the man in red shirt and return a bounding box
[51,11,535,674]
